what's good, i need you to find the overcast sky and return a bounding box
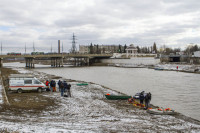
[0,0,200,50]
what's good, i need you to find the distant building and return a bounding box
[160,54,189,63]
[190,51,200,64]
[79,45,89,54]
[176,51,185,55]
[125,44,138,57]
[79,45,125,54]
[193,51,200,57]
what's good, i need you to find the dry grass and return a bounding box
[0,67,58,115]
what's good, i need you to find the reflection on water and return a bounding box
[34,66,200,121]
[101,57,160,65]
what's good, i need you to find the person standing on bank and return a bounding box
[140,91,145,105]
[50,80,53,92]
[63,81,71,97]
[66,83,71,97]
[52,80,56,92]
[63,81,68,95]
[60,81,64,96]
[145,92,151,109]
[45,80,50,91]
[58,80,61,92]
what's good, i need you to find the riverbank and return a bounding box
[152,64,200,74]
[0,66,200,132]
[108,63,200,74]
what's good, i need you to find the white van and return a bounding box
[8,74,46,93]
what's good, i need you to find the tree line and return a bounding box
[88,42,200,55]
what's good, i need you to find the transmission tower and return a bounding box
[71,33,77,54]
[33,41,35,52]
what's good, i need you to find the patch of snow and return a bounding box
[1,63,200,132]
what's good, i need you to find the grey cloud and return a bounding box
[162,0,200,15]
[177,37,200,44]
[0,0,200,48]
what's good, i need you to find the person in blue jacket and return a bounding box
[63,81,68,96]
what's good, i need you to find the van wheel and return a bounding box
[17,89,22,93]
[37,88,42,93]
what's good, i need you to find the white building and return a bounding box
[125,44,138,57]
[193,51,200,57]
[79,45,89,54]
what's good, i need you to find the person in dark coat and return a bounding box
[58,80,61,92]
[145,93,150,109]
[63,81,68,96]
[149,92,152,101]
[63,81,71,97]
[51,80,56,92]
[50,80,54,92]
[66,83,71,97]
[60,81,64,96]
[140,91,145,105]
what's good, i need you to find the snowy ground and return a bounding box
[0,67,200,132]
[113,63,200,73]
[154,64,200,73]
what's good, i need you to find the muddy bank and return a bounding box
[0,67,200,132]
[0,67,58,114]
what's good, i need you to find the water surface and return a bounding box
[34,66,200,121]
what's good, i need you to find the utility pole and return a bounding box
[58,40,60,53]
[51,43,52,53]
[25,43,26,54]
[33,41,35,52]
[71,33,77,54]
[62,42,63,53]
[1,42,2,55]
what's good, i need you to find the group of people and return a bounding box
[57,80,71,97]
[45,80,56,92]
[139,91,151,109]
[45,80,71,97]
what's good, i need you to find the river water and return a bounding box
[4,61,200,121]
[32,66,200,121]
[100,57,160,65]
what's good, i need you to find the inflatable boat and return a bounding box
[147,108,177,115]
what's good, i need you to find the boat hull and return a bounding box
[77,83,88,86]
[147,109,177,115]
[105,95,132,100]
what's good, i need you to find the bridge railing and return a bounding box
[0,53,113,59]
